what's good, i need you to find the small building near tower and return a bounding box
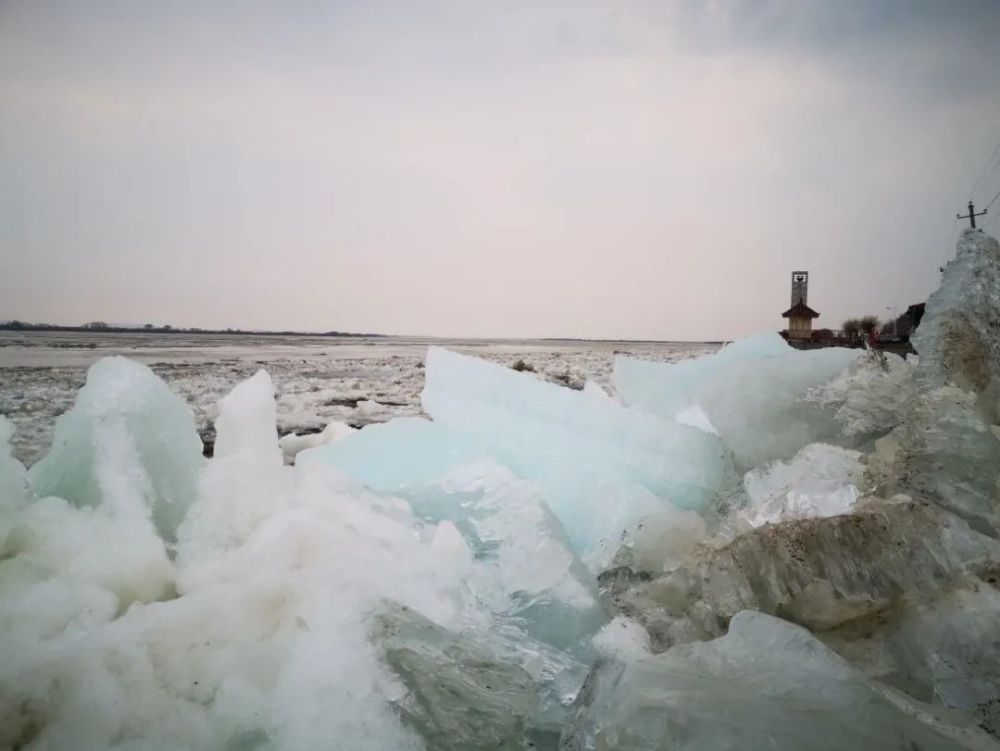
[781,271,820,340]
[782,300,820,339]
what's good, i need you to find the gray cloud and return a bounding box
[1,1,998,339]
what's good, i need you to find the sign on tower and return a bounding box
[791,271,809,306]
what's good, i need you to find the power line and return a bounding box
[983,184,1000,213]
[969,140,1000,200]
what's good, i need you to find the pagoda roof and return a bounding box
[781,301,820,319]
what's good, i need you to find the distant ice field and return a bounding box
[0,331,719,465]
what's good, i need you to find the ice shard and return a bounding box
[299,416,483,491]
[419,346,735,555]
[599,498,1000,648]
[913,228,1000,398]
[374,604,545,751]
[613,332,791,418]
[301,446,606,651]
[806,349,915,440]
[694,347,860,469]
[737,442,863,527]
[561,610,990,751]
[868,229,1000,537]
[27,357,203,541]
[822,580,1000,736]
[615,336,859,469]
[177,369,288,566]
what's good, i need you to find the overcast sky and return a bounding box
[2,1,999,340]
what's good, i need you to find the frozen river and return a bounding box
[0,330,719,465]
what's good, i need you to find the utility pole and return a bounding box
[958,200,987,228]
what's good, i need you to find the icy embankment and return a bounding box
[1,230,998,750]
[594,230,1000,749]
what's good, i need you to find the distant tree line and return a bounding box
[0,320,383,338]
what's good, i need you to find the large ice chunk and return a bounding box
[599,499,1000,648]
[373,602,590,750]
[375,604,537,750]
[737,443,862,527]
[299,416,483,491]
[696,348,860,469]
[306,351,735,562]
[806,349,915,440]
[561,610,989,750]
[211,369,281,466]
[913,228,1000,401]
[869,387,1000,536]
[616,337,859,469]
[417,346,735,556]
[27,357,203,541]
[869,230,1000,536]
[301,442,606,650]
[614,333,791,418]
[0,412,174,653]
[823,580,1000,736]
[431,462,606,651]
[178,370,287,565]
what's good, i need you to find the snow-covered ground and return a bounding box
[0,332,719,465]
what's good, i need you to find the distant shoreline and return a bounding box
[0,323,725,346]
[0,323,383,338]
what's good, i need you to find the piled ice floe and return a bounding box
[0,360,605,750]
[304,346,737,565]
[593,230,1000,746]
[1,230,998,750]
